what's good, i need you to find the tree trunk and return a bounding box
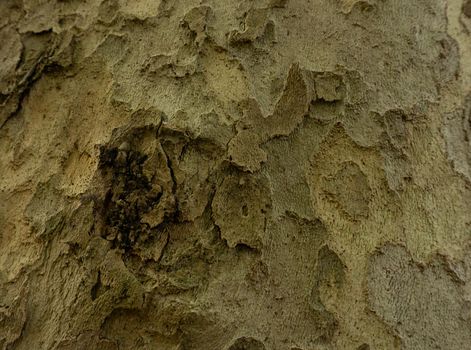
[1,0,470,349]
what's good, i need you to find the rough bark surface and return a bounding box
[1,0,470,349]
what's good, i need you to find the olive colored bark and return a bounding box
[1,0,471,349]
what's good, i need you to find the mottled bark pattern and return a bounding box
[0,0,470,349]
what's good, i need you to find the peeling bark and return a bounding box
[0,0,470,349]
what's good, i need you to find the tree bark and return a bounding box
[1,0,470,349]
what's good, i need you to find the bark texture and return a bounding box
[1,0,471,349]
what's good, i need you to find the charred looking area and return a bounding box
[98,145,162,251]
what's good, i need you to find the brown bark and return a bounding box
[1,0,470,349]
